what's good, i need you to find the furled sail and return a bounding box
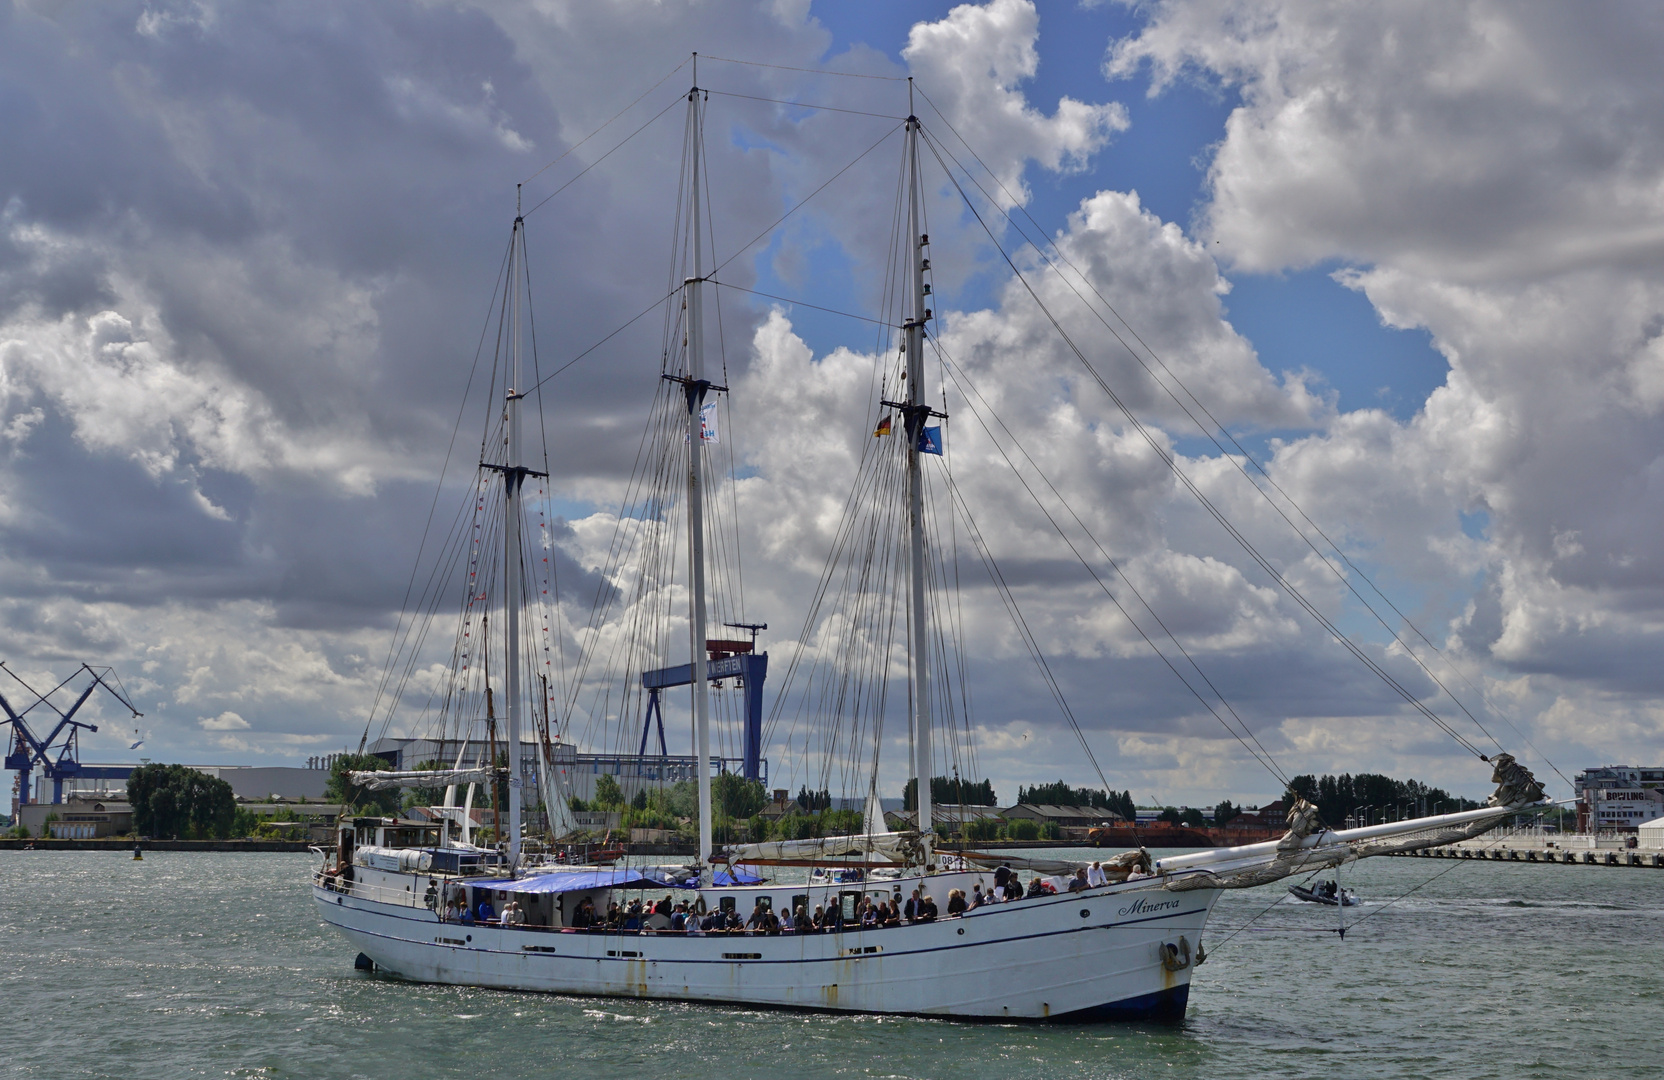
[348,767,496,790]
[720,829,933,867]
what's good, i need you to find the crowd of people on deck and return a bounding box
[434,858,1150,932]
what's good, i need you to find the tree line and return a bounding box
[1016,780,1137,822]
[1284,772,1481,827]
[902,775,997,810]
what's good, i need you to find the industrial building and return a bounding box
[364,736,763,807]
[9,763,330,818]
[15,797,133,838]
[13,793,340,840]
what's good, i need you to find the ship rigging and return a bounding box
[315,56,1548,1021]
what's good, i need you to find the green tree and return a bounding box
[747,814,769,842]
[663,780,700,819]
[964,817,1003,842]
[593,773,625,809]
[1179,807,1207,828]
[622,805,675,832]
[821,808,862,836]
[779,812,818,840]
[795,786,831,813]
[1158,806,1182,825]
[1214,799,1241,827]
[231,807,262,838]
[126,764,237,839]
[1006,818,1040,841]
[323,753,403,816]
[713,774,767,820]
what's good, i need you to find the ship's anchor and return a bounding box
[1160,936,1193,972]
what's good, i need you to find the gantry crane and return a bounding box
[2,662,143,809]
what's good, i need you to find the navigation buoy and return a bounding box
[132,845,143,860]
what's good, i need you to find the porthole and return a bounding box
[1080,909,1090,918]
[957,927,964,935]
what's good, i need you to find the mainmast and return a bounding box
[495,192,545,871]
[679,64,717,883]
[903,82,934,845]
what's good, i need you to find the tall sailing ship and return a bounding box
[313,63,1547,1021]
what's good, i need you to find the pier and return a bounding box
[1393,827,1664,868]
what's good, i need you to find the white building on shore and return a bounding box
[1575,766,1664,831]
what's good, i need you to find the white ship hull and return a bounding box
[314,872,1217,1020]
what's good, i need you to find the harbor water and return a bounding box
[2,847,1659,1079]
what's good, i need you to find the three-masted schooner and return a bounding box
[313,64,1546,1021]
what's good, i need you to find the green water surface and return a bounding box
[1,848,1658,1079]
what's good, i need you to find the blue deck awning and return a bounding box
[468,865,766,893]
[469,869,678,894]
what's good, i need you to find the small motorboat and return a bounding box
[1289,881,1360,906]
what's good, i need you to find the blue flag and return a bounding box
[918,425,942,456]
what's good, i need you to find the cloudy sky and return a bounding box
[4,0,1662,811]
